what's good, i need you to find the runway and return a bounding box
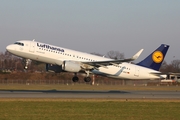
[0,90,180,99]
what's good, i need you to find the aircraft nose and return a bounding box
[6,45,13,52]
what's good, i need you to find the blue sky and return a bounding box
[0,0,180,63]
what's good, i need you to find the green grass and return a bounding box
[0,99,180,120]
[0,84,180,120]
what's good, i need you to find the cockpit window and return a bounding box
[14,42,24,46]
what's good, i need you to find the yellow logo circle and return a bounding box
[152,51,163,63]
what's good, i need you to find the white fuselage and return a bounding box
[6,40,164,80]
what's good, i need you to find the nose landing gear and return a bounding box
[24,59,30,70]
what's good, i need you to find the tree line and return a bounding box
[0,50,180,73]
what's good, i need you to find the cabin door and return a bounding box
[134,66,140,77]
[29,41,35,53]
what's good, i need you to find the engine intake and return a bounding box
[62,61,81,72]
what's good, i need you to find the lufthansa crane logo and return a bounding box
[152,51,163,63]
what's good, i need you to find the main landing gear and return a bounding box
[72,73,79,82]
[84,70,91,82]
[72,71,92,83]
[84,77,91,82]
[72,76,91,83]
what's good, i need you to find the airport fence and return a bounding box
[0,79,178,86]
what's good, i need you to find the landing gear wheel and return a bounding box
[72,76,79,82]
[24,66,28,70]
[24,59,30,70]
[84,77,91,82]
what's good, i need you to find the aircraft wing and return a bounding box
[150,72,165,75]
[81,49,143,69]
[149,72,168,78]
[150,72,180,76]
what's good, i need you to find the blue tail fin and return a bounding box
[136,44,169,71]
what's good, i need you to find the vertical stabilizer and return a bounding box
[137,44,169,71]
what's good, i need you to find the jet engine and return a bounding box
[62,61,81,72]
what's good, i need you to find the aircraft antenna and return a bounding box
[32,39,35,41]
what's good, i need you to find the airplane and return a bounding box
[6,40,169,82]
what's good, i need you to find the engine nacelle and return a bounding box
[62,61,81,72]
[46,64,63,73]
